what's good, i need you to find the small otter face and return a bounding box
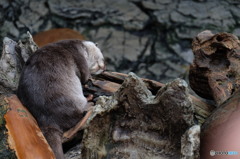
[83,41,105,75]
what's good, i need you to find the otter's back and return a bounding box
[17,41,88,130]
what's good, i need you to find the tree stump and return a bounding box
[81,73,199,159]
[189,30,240,106]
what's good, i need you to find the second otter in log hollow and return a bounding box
[17,40,105,159]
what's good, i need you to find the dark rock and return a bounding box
[1,0,240,84]
[29,0,48,16]
[141,1,165,10]
[48,0,148,30]
[1,21,20,38]
[177,1,210,19]
[65,144,82,159]
[0,0,9,9]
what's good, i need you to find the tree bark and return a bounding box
[80,73,200,159]
[189,30,240,106]
[0,94,55,159]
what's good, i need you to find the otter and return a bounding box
[17,40,105,159]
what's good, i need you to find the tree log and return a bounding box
[92,71,214,124]
[189,30,240,106]
[80,73,200,159]
[0,94,55,159]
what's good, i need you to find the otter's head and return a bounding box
[82,41,105,75]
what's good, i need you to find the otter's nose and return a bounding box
[99,61,106,71]
[101,64,106,71]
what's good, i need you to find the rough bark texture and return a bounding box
[81,73,199,159]
[189,30,240,106]
[92,71,214,125]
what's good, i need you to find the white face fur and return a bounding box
[82,41,105,75]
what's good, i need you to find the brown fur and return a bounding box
[17,40,103,159]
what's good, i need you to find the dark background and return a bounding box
[1,0,239,83]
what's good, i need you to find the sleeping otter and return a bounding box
[17,40,105,159]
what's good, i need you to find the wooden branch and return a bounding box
[63,108,93,143]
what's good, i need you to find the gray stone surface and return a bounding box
[48,0,148,30]
[1,0,240,83]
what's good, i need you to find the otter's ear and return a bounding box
[95,43,98,47]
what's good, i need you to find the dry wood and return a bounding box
[1,94,55,159]
[190,30,240,106]
[81,73,200,159]
[33,28,85,47]
[93,71,214,124]
[62,70,214,144]
[63,108,93,143]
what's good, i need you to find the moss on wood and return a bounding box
[0,95,16,159]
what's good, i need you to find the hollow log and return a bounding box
[91,71,214,124]
[80,73,199,159]
[189,30,240,106]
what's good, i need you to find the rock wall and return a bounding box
[1,0,240,82]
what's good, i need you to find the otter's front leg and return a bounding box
[42,127,64,159]
[63,107,93,142]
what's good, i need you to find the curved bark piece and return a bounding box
[81,73,198,159]
[190,30,240,106]
[0,94,55,159]
[3,94,55,159]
